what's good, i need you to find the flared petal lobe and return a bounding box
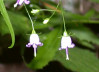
[24,0,30,4]
[14,0,30,7]
[26,43,32,47]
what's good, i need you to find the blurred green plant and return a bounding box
[0,0,99,72]
[54,47,99,72]
[0,0,15,48]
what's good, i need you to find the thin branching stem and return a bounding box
[24,4,34,31]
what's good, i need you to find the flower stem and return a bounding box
[24,4,35,31]
[61,3,66,32]
[49,0,60,19]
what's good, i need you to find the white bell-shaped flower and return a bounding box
[59,31,75,60]
[26,34,43,57]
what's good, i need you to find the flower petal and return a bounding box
[33,44,37,49]
[26,43,32,47]
[24,0,30,4]
[30,34,40,44]
[18,0,24,5]
[14,3,18,7]
[59,48,62,50]
[37,42,43,46]
[68,43,75,48]
[14,0,20,7]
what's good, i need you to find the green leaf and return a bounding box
[65,10,99,24]
[0,0,15,48]
[79,41,94,49]
[69,27,99,45]
[84,10,95,18]
[34,15,62,29]
[8,11,31,35]
[0,11,31,35]
[4,0,16,4]
[54,47,99,72]
[27,27,62,69]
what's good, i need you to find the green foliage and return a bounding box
[69,26,99,45]
[0,0,99,71]
[4,0,16,4]
[65,10,99,23]
[0,11,31,35]
[0,0,15,48]
[54,47,99,72]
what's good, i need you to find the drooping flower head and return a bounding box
[31,9,40,14]
[14,0,30,7]
[59,31,75,60]
[43,18,50,24]
[26,31,43,57]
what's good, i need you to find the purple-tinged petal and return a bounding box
[14,0,20,8]
[37,42,43,46]
[14,0,30,7]
[16,0,20,4]
[26,43,32,47]
[68,43,75,48]
[18,0,24,5]
[24,0,30,4]
[59,48,62,50]
[66,48,69,60]
[33,44,37,49]
[14,0,23,7]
